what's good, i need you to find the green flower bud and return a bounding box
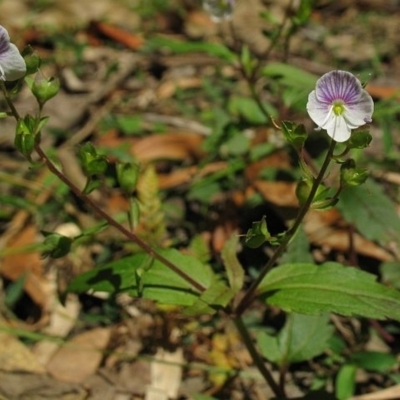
[78,143,108,177]
[348,130,372,149]
[22,45,41,75]
[14,115,38,160]
[24,53,41,75]
[116,162,140,194]
[340,159,369,187]
[26,73,60,106]
[295,178,313,206]
[245,216,270,248]
[42,232,72,259]
[282,121,308,150]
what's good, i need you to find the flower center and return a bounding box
[333,101,345,116]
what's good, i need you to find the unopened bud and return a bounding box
[116,162,140,194]
[203,0,235,22]
[26,73,59,106]
[340,159,369,187]
[78,143,108,177]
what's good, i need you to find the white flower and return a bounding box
[203,0,235,22]
[307,70,374,142]
[0,25,26,81]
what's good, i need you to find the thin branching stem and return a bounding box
[234,316,285,399]
[1,82,207,294]
[235,139,337,315]
[34,144,207,293]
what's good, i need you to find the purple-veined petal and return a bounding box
[306,90,332,127]
[0,26,10,53]
[0,43,26,81]
[307,70,374,142]
[345,90,374,125]
[0,25,26,81]
[316,71,361,104]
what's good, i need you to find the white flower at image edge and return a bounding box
[0,25,26,81]
[203,0,235,22]
[306,70,374,143]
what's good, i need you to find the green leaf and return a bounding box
[221,234,245,293]
[257,313,333,365]
[336,364,357,400]
[337,180,400,246]
[281,225,313,264]
[350,351,397,373]
[68,249,219,312]
[262,63,317,91]
[262,63,317,109]
[257,262,400,321]
[228,96,270,124]
[144,36,235,62]
[380,261,400,289]
[184,277,234,316]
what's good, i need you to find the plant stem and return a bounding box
[0,81,21,120]
[234,316,285,399]
[235,139,337,315]
[33,144,207,294]
[1,81,207,293]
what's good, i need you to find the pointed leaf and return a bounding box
[68,249,214,309]
[258,262,400,321]
[337,180,400,245]
[257,313,333,366]
[221,234,245,293]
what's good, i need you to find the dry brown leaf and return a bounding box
[253,180,298,207]
[0,331,46,374]
[350,384,400,400]
[146,348,184,400]
[32,294,81,366]
[245,151,291,182]
[131,132,205,162]
[91,21,144,50]
[367,84,400,100]
[304,210,394,261]
[156,77,203,99]
[158,161,228,189]
[46,327,111,383]
[0,225,48,320]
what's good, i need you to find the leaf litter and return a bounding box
[0,0,400,399]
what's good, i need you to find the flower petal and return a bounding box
[306,90,331,127]
[316,70,361,104]
[344,90,374,126]
[0,43,26,81]
[325,114,351,143]
[0,25,10,53]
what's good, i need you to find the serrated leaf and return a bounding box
[257,262,400,321]
[221,234,245,293]
[68,249,214,310]
[257,313,333,366]
[337,180,400,246]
